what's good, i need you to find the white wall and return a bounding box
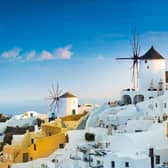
[58,97,78,117]
[104,153,151,168]
[139,59,166,91]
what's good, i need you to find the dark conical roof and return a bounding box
[60,92,77,98]
[140,46,165,60]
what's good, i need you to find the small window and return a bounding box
[97,160,101,165]
[164,103,167,108]
[145,60,147,63]
[147,65,149,69]
[52,159,56,163]
[72,109,76,115]
[31,139,34,144]
[155,103,158,108]
[156,155,160,164]
[125,162,129,167]
[34,144,36,151]
[111,161,115,168]
[59,144,64,148]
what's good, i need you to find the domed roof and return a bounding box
[60,92,77,98]
[140,46,165,60]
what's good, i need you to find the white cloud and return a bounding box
[26,50,36,60]
[55,45,73,59]
[0,45,73,62]
[1,48,22,59]
[39,50,54,61]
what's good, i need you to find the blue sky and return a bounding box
[0,0,168,103]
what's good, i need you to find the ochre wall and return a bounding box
[62,113,85,121]
[14,133,66,163]
[0,113,86,165]
[0,162,11,168]
[41,125,61,136]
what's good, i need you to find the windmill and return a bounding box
[47,83,62,118]
[116,30,141,89]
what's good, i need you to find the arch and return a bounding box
[122,95,132,105]
[134,95,144,104]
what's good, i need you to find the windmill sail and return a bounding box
[116,30,141,89]
[47,83,62,118]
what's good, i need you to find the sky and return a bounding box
[1,0,168,105]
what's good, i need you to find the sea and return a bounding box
[0,100,48,116]
[0,98,108,116]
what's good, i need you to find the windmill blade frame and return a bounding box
[116,29,141,89]
[47,83,63,118]
[116,57,134,60]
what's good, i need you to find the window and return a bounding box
[155,103,158,108]
[97,160,101,165]
[145,60,147,63]
[125,162,129,167]
[156,155,160,164]
[59,144,64,148]
[72,109,76,115]
[166,71,168,83]
[111,161,115,168]
[164,103,167,108]
[34,144,36,151]
[147,65,149,69]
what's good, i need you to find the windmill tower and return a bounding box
[139,46,166,92]
[59,92,78,116]
[116,31,166,105]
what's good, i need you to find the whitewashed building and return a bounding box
[121,46,166,105]
[58,92,78,117]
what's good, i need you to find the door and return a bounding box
[72,109,76,115]
[23,153,29,162]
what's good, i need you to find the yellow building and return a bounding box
[0,113,87,167]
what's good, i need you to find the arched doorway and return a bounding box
[134,95,144,104]
[122,95,132,105]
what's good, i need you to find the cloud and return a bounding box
[26,50,36,60]
[55,45,73,59]
[0,45,73,62]
[39,50,54,61]
[1,48,22,59]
